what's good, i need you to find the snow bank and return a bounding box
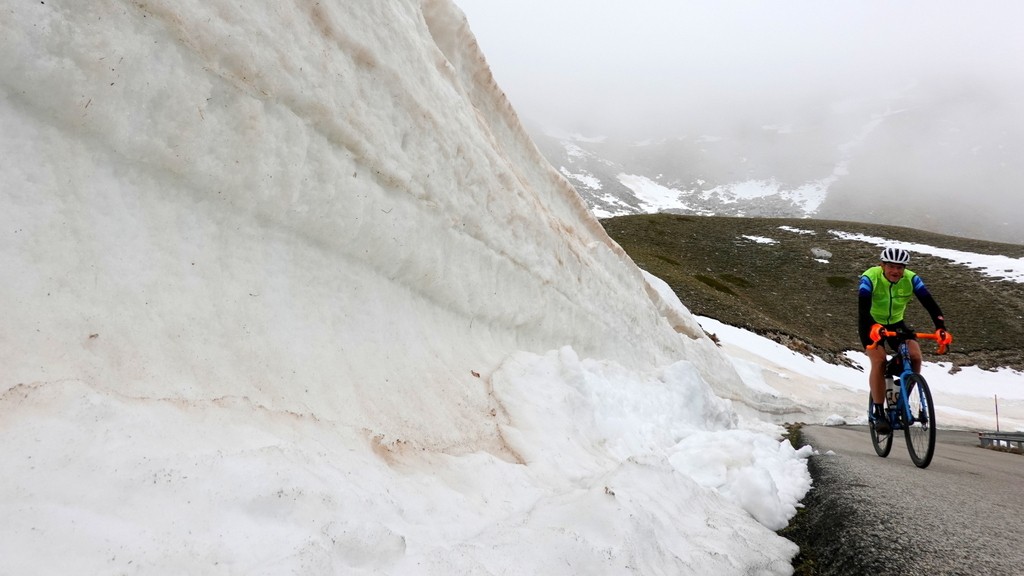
[0,0,809,572]
[0,0,699,448]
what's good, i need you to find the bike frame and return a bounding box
[866,325,952,468]
[867,325,952,430]
[885,341,919,430]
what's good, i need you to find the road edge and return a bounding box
[778,423,875,576]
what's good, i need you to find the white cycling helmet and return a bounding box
[880,247,910,265]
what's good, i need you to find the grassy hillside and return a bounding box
[601,214,1024,371]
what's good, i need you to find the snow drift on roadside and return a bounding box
[0,0,809,572]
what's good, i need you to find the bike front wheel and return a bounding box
[903,374,936,468]
[868,393,893,457]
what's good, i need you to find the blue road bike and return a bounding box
[867,324,953,469]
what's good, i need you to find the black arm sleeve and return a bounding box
[917,291,945,329]
[858,293,875,347]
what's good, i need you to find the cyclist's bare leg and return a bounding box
[907,339,923,373]
[865,345,887,404]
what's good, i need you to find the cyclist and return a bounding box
[858,247,947,434]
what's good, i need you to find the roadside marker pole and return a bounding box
[995,395,1000,432]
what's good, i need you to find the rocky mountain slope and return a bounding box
[601,213,1024,371]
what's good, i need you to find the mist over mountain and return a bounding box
[817,80,1024,242]
[527,89,1024,245]
[455,1,1024,246]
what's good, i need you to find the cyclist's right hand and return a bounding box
[868,323,885,347]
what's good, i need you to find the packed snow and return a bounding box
[830,231,1024,283]
[1,1,1021,575]
[616,173,702,214]
[698,179,830,214]
[613,176,831,219]
[0,1,805,573]
[742,235,780,245]
[559,166,602,190]
[778,226,816,235]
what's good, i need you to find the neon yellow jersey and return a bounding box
[859,266,920,325]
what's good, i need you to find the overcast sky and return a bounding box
[454,1,1024,138]
[453,1,1024,242]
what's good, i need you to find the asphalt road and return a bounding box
[790,425,1024,576]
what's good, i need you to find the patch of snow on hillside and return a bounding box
[700,179,829,215]
[562,141,590,160]
[618,173,690,212]
[702,180,778,204]
[785,180,830,213]
[560,167,602,190]
[830,231,1024,283]
[779,226,816,235]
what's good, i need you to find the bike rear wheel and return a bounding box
[868,393,893,457]
[903,374,936,468]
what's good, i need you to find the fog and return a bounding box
[455,0,1024,244]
